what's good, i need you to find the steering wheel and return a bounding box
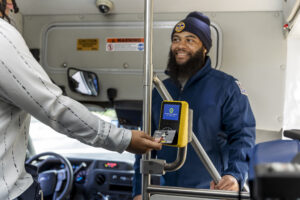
[26,152,74,200]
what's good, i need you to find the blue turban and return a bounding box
[172,11,212,53]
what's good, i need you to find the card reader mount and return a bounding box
[154,100,189,148]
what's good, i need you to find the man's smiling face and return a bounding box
[171,31,205,65]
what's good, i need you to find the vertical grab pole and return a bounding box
[142,0,154,200]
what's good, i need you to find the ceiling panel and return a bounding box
[16,0,282,15]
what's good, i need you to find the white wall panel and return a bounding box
[23,11,286,132]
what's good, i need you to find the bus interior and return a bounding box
[5,0,300,199]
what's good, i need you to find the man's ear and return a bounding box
[203,48,207,57]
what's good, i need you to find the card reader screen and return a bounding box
[162,104,180,121]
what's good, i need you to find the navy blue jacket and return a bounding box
[133,58,256,197]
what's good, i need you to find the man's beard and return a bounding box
[166,47,206,82]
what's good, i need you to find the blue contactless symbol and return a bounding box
[163,104,180,121]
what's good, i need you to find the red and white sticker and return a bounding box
[106,38,144,52]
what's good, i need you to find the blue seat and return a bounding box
[248,139,300,199]
[249,139,300,180]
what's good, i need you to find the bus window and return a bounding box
[29,108,135,162]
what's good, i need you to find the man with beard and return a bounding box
[132,11,255,199]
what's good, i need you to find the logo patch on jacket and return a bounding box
[235,80,248,96]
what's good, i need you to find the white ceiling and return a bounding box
[16,0,283,16]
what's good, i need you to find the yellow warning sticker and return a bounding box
[77,39,99,51]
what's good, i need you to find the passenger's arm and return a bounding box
[127,130,161,154]
[0,24,161,154]
[220,80,256,189]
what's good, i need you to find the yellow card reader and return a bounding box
[153,100,189,147]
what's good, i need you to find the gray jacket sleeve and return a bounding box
[0,20,131,153]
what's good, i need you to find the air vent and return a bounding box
[95,174,106,185]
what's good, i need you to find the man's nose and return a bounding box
[176,40,187,49]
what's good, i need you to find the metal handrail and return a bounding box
[148,185,250,199]
[164,147,187,172]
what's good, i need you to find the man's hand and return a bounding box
[210,175,239,192]
[133,194,142,200]
[126,130,162,154]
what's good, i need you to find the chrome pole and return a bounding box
[153,74,172,100]
[142,0,154,200]
[164,147,187,172]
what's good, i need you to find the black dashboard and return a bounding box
[40,157,134,200]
